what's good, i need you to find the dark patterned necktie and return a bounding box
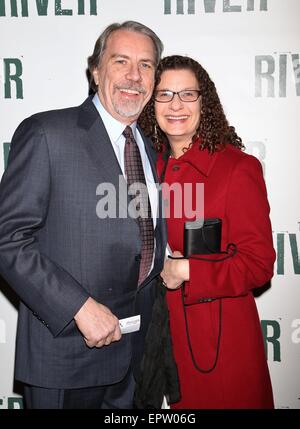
[123,125,154,285]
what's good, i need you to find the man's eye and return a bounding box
[140,63,152,69]
[115,59,126,65]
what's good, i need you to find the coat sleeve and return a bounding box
[184,155,276,305]
[0,116,89,336]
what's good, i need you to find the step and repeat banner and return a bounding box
[0,0,299,409]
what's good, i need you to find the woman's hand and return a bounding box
[161,251,190,290]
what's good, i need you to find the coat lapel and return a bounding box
[78,97,131,216]
[78,97,124,186]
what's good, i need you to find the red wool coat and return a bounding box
[157,140,275,409]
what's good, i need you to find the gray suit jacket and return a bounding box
[0,96,167,388]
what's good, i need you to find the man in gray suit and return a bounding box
[0,21,166,409]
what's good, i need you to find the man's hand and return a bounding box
[161,251,190,290]
[74,297,121,348]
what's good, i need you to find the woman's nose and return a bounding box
[169,93,184,110]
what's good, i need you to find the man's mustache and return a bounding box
[115,83,146,94]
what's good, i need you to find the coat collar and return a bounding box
[77,96,124,180]
[77,95,100,130]
[183,141,218,177]
[162,138,219,178]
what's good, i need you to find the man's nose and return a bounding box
[126,63,142,81]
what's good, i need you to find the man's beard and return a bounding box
[112,97,144,118]
[113,84,147,118]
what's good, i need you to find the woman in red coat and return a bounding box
[138,55,275,408]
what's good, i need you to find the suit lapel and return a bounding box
[78,97,130,215]
[78,98,123,185]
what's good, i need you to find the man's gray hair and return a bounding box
[87,21,163,93]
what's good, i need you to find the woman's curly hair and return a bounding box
[138,55,244,153]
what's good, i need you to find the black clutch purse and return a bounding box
[184,218,222,258]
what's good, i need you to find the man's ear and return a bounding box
[92,67,99,86]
